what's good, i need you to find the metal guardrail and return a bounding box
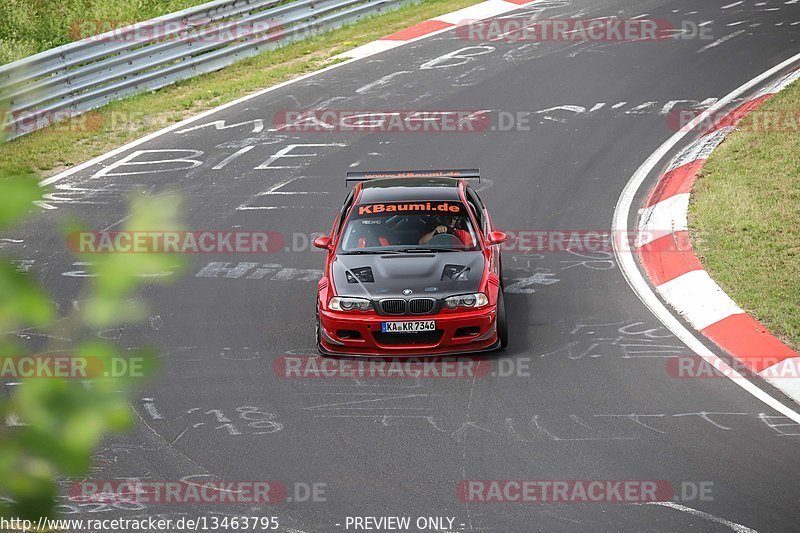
[0,0,411,138]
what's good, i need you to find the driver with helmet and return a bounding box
[419,215,474,246]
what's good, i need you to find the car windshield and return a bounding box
[339,201,480,253]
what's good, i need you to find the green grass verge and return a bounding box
[0,0,481,177]
[689,80,800,350]
[0,0,218,65]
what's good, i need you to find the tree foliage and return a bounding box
[0,167,184,519]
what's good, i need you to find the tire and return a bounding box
[496,288,508,350]
[315,306,324,355]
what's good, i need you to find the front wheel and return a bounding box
[496,288,508,349]
[315,306,323,354]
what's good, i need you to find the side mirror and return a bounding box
[487,231,508,245]
[313,236,332,250]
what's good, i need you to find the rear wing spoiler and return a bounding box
[345,169,480,186]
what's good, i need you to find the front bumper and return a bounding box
[318,305,499,357]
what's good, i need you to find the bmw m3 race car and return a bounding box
[313,169,509,357]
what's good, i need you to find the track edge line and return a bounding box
[612,51,800,422]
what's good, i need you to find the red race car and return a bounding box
[313,169,508,357]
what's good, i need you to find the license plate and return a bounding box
[381,320,436,333]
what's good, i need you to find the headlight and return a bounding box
[329,296,372,311]
[444,293,489,309]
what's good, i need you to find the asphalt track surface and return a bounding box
[8,0,800,531]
